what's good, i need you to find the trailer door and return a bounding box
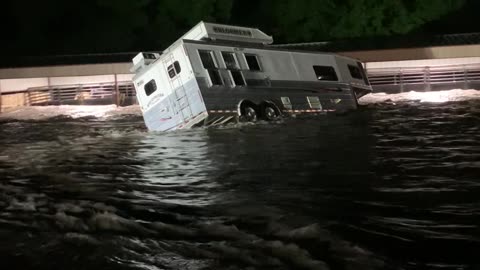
[163,53,193,122]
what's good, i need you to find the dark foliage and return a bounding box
[0,0,473,56]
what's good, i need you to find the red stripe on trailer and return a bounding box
[159,117,172,122]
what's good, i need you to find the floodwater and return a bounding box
[0,90,479,270]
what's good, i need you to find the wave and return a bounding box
[359,89,480,104]
[1,89,478,123]
[0,105,142,121]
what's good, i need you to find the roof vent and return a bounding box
[130,52,161,73]
[180,21,273,45]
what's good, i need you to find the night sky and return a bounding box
[0,0,478,57]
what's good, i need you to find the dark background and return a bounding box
[0,0,478,56]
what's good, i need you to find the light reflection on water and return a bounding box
[0,96,479,270]
[135,132,220,206]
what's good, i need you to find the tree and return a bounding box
[0,0,468,56]
[5,0,151,54]
[330,0,466,39]
[232,0,466,43]
[139,0,234,51]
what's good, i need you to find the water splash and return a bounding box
[359,89,480,104]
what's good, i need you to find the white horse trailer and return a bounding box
[131,22,372,132]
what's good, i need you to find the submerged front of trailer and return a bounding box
[131,45,209,132]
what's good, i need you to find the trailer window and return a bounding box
[199,50,223,86]
[167,61,181,79]
[230,70,246,86]
[281,97,292,110]
[222,52,240,69]
[199,50,217,69]
[245,54,261,71]
[313,66,338,81]
[144,79,157,96]
[222,51,246,86]
[208,69,223,86]
[307,96,322,110]
[167,66,176,78]
[348,64,363,80]
[174,61,181,73]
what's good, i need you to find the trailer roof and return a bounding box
[182,39,339,57]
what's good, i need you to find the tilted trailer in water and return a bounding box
[131,22,372,131]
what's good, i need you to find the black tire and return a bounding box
[242,105,257,122]
[261,103,280,121]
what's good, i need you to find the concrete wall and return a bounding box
[1,92,28,111]
[0,78,49,93]
[48,74,133,88]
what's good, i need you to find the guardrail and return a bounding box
[367,63,480,93]
[26,81,137,106]
[3,63,479,111]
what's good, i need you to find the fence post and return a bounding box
[78,85,83,105]
[47,77,51,105]
[399,69,404,93]
[114,74,120,106]
[0,81,2,113]
[425,67,431,91]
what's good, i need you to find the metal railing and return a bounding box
[12,63,480,108]
[26,81,137,106]
[367,63,480,93]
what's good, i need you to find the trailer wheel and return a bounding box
[243,106,257,122]
[239,101,258,122]
[261,102,280,121]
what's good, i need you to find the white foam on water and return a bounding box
[359,89,480,104]
[55,203,85,214]
[208,242,260,266]
[104,105,142,117]
[91,202,117,213]
[1,89,478,122]
[6,197,37,212]
[89,212,134,232]
[198,223,259,241]
[149,221,197,237]
[113,258,165,270]
[0,217,31,228]
[55,212,89,231]
[267,222,385,269]
[260,240,330,270]
[63,232,101,245]
[88,212,156,235]
[272,223,330,240]
[53,210,140,233]
[0,105,141,120]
